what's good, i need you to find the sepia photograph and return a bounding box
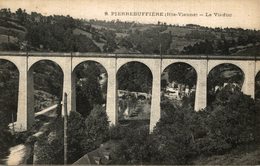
[0,0,260,165]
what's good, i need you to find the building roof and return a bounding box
[73,147,111,165]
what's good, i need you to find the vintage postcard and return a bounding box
[0,0,260,165]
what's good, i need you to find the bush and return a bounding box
[111,125,155,164]
[34,106,110,164]
[204,86,256,150]
[152,103,196,164]
[80,105,109,153]
[0,42,20,51]
[34,132,63,164]
[67,111,86,163]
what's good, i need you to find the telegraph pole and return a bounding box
[11,112,15,134]
[63,93,68,165]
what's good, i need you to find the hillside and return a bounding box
[193,144,260,165]
[1,8,260,55]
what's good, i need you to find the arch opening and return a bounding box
[29,60,64,117]
[0,59,19,125]
[161,62,197,111]
[73,61,108,118]
[207,63,245,104]
[116,61,153,128]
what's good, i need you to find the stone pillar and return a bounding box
[194,60,207,111]
[16,57,34,131]
[62,57,74,114]
[27,69,35,129]
[106,59,117,125]
[149,59,161,133]
[71,71,76,112]
[242,61,255,99]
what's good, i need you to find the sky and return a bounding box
[0,0,260,29]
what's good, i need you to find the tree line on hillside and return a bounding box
[1,8,260,55]
[0,8,100,52]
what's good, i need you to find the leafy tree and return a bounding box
[80,105,109,153]
[182,40,214,54]
[205,86,256,150]
[167,62,197,87]
[67,111,86,163]
[0,42,20,51]
[0,8,11,17]
[117,62,152,93]
[0,60,19,123]
[75,62,106,117]
[152,102,196,164]
[118,38,133,49]
[35,106,109,164]
[112,126,156,165]
[0,111,14,158]
[33,61,63,97]
[103,30,117,52]
[15,8,27,24]
[34,118,64,164]
[127,27,172,54]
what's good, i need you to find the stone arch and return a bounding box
[73,60,108,73]
[0,58,20,73]
[0,59,20,123]
[161,60,199,75]
[28,59,64,75]
[116,61,153,93]
[207,63,245,86]
[28,59,64,119]
[72,58,110,73]
[207,61,246,75]
[162,61,198,84]
[207,63,245,104]
[116,61,153,127]
[72,60,108,118]
[28,57,66,73]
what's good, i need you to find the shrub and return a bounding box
[80,105,109,153]
[204,86,256,150]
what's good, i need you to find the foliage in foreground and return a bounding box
[34,105,109,164]
[112,87,258,164]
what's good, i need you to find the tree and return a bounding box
[205,86,256,149]
[112,126,155,164]
[75,62,105,117]
[117,62,152,93]
[0,111,14,157]
[34,118,64,164]
[152,102,196,164]
[167,63,197,87]
[80,105,109,153]
[16,8,27,23]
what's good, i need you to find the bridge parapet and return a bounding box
[0,51,259,60]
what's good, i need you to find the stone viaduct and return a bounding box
[0,52,259,132]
